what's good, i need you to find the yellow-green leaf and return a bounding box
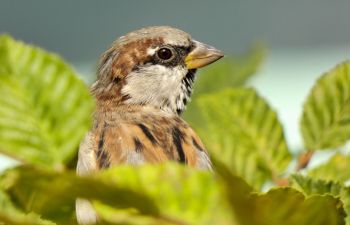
[250,188,345,225]
[0,35,94,169]
[291,174,350,225]
[301,61,350,150]
[0,188,55,225]
[197,88,291,189]
[212,159,254,225]
[308,153,350,183]
[94,163,232,225]
[0,166,159,225]
[184,45,264,129]
[217,161,345,225]
[192,44,264,96]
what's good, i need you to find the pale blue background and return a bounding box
[1,0,350,169]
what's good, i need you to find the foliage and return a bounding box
[308,153,350,183]
[0,188,54,225]
[183,44,264,129]
[0,35,94,170]
[301,61,350,150]
[192,44,264,96]
[0,35,350,225]
[0,164,228,225]
[1,163,345,225]
[196,88,291,189]
[0,166,160,225]
[251,188,344,225]
[291,174,350,225]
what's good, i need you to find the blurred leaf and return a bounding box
[0,35,94,169]
[301,61,350,150]
[0,164,234,225]
[249,188,345,225]
[212,161,345,225]
[184,44,264,129]
[216,160,345,225]
[94,163,232,225]
[212,159,254,225]
[291,174,344,197]
[0,188,55,225]
[291,174,350,225]
[2,161,228,225]
[0,166,159,225]
[197,88,291,189]
[193,44,264,96]
[308,153,350,183]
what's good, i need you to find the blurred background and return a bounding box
[1,0,350,169]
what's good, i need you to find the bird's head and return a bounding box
[93,26,223,115]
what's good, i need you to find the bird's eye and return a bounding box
[157,47,173,60]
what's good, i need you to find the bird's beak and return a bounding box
[185,40,224,69]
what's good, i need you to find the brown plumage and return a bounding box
[81,105,210,170]
[76,26,223,224]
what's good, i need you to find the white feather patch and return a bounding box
[77,132,97,175]
[121,64,188,114]
[76,199,98,225]
[196,151,213,171]
[76,132,98,224]
[147,47,158,56]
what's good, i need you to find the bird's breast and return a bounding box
[86,107,212,170]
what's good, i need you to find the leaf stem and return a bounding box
[296,151,314,171]
[274,177,290,187]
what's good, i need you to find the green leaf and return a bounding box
[212,159,254,225]
[291,174,350,225]
[94,163,231,225]
[197,88,291,189]
[0,35,94,169]
[192,44,264,96]
[1,164,233,225]
[214,160,344,225]
[301,61,350,150]
[0,188,55,225]
[216,162,345,225]
[250,187,345,225]
[291,174,344,196]
[183,45,264,129]
[0,166,159,225]
[308,153,350,183]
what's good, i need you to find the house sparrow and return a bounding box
[76,26,223,224]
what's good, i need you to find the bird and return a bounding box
[76,26,224,224]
